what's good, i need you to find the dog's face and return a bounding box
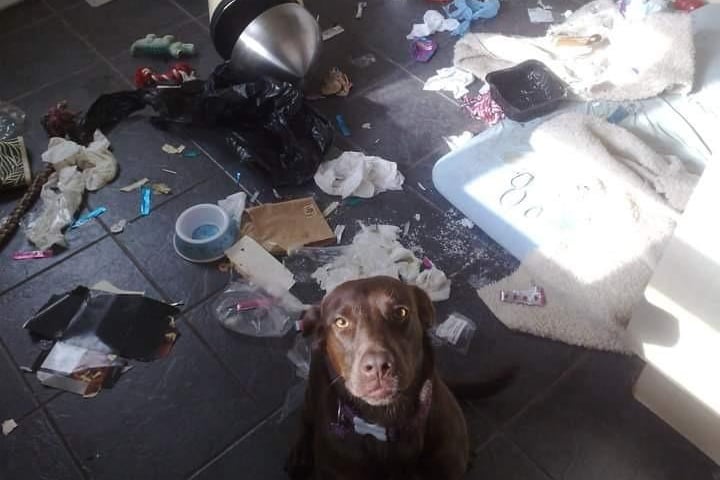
[305,276,435,406]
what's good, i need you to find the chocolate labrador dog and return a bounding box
[286,276,479,480]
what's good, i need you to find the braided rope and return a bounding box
[0,164,54,251]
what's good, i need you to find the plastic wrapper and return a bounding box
[430,312,477,354]
[278,380,307,423]
[0,101,26,141]
[212,281,303,337]
[26,167,84,250]
[287,334,312,379]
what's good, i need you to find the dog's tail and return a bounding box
[444,367,516,399]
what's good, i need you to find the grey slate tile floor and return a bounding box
[0,0,717,479]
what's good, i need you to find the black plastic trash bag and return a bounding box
[198,63,333,186]
[46,62,333,186]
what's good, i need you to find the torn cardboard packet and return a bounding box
[241,197,335,255]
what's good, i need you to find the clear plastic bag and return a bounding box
[277,380,307,423]
[0,101,26,141]
[430,312,477,355]
[286,334,312,379]
[212,281,302,337]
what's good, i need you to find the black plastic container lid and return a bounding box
[486,60,568,123]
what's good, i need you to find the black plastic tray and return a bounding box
[486,60,568,122]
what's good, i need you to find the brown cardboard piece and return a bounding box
[241,197,335,254]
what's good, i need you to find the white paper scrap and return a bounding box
[225,236,296,294]
[527,7,554,22]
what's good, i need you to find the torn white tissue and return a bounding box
[334,224,346,243]
[407,10,460,39]
[527,7,554,22]
[26,131,118,250]
[2,419,18,436]
[225,236,296,295]
[443,131,474,151]
[311,224,451,301]
[323,201,340,217]
[162,144,185,154]
[314,152,404,199]
[218,192,247,225]
[42,130,117,192]
[91,280,145,296]
[322,25,345,41]
[460,218,474,228]
[120,178,149,192]
[423,68,475,99]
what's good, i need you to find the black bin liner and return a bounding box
[48,62,333,187]
[486,60,568,122]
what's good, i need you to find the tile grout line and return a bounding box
[180,311,277,403]
[0,233,110,298]
[96,177,216,304]
[0,336,44,419]
[0,10,57,42]
[167,0,210,32]
[188,139,268,207]
[503,433,557,480]
[8,62,101,104]
[40,0,134,89]
[186,407,285,480]
[470,352,589,454]
[376,50,462,110]
[41,401,93,480]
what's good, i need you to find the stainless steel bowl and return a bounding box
[209,0,321,81]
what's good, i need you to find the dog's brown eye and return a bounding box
[334,317,350,329]
[395,307,409,320]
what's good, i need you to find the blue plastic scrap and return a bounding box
[70,207,107,229]
[139,185,152,216]
[444,0,500,36]
[335,114,351,137]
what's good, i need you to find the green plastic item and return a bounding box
[130,34,196,59]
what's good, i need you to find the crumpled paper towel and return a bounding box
[310,224,452,301]
[26,130,117,250]
[407,10,460,39]
[423,67,475,99]
[41,130,117,192]
[314,152,404,198]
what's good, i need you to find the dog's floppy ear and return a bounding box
[411,286,435,330]
[298,304,324,338]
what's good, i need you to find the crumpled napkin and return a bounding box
[407,10,460,39]
[26,130,118,249]
[314,152,405,198]
[423,67,475,99]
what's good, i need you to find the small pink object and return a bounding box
[13,250,54,260]
[500,285,546,306]
[461,90,505,125]
[422,257,434,269]
[232,297,273,312]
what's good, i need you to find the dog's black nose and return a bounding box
[361,350,393,378]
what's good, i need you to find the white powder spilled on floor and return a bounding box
[339,210,518,288]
